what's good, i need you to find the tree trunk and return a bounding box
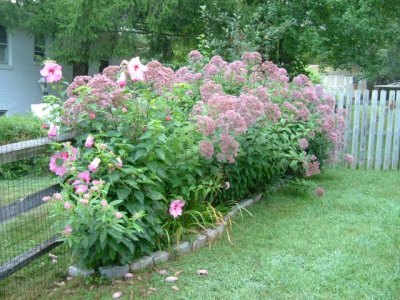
[72,62,89,78]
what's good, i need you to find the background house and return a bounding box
[0,25,117,116]
[309,65,367,90]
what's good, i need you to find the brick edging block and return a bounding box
[69,193,262,278]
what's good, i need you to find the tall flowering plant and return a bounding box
[43,50,344,268]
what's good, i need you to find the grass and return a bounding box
[36,168,400,300]
[0,204,55,264]
[0,175,57,207]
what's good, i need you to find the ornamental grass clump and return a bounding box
[41,51,344,269]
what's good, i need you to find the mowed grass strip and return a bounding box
[42,169,400,299]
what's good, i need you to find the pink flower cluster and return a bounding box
[144,61,176,94]
[299,138,309,150]
[304,155,320,177]
[63,73,130,126]
[344,153,354,166]
[188,50,203,64]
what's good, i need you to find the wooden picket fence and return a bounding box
[333,89,400,170]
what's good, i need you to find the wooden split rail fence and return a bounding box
[0,133,74,281]
[333,89,400,170]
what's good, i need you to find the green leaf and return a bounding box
[100,231,107,250]
[156,148,165,161]
[117,188,130,200]
[134,190,145,203]
[125,178,139,189]
[145,190,164,201]
[134,149,147,161]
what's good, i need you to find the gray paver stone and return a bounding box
[239,199,253,208]
[203,228,218,242]
[130,256,153,272]
[253,193,262,203]
[99,264,129,279]
[192,234,207,251]
[174,241,192,255]
[151,251,170,264]
[68,265,95,278]
[215,224,225,237]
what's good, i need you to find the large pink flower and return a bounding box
[48,124,57,138]
[127,57,147,81]
[117,72,127,87]
[88,157,101,172]
[40,61,63,83]
[74,184,88,194]
[78,171,91,183]
[169,199,185,218]
[84,135,94,148]
[49,152,68,176]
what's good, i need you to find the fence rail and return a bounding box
[0,133,74,299]
[334,88,400,170]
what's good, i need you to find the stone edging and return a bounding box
[69,193,263,279]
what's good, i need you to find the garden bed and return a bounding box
[41,169,400,299]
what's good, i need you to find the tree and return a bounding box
[0,0,238,74]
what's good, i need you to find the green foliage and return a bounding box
[307,132,331,168]
[0,114,47,180]
[221,119,312,203]
[0,114,45,145]
[44,49,340,269]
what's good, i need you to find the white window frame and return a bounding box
[34,36,46,64]
[0,25,12,69]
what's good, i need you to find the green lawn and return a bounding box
[33,169,400,299]
[0,175,57,207]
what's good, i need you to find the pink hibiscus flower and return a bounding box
[117,72,127,88]
[74,184,88,194]
[127,57,147,81]
[85,135,94,148]
[49,152,69,176]
[40,61,63,83]
[169,199,185,218]
[78,171,91,184]
[88,157,101,172]
[48,124,57,138]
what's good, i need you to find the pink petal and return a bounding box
[112,291,122,299]
[124,272,134,279]
[158,269,168,275]
[197,269,208,276]
[165,276,178,282]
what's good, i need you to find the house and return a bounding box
[309,65,367,91]
[0,25,118,116]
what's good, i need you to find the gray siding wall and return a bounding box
[0,30,44,115]
[0,29,118,116]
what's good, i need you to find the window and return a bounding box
[34,36,45,63]
[0,25,7,64]
[99,60,109,73]
[0,110,7,116]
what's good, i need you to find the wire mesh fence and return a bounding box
[0,133,73,299]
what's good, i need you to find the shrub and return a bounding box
[0,114,47,180]
[0,114,45,145]
[43,53,345,269]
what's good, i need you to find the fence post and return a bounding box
[343,89,353,159]
[375,90,387,170]
[367,90,378,170]
[383,91,395,170]
[391,91,400,170]
[359,90,369,168]
[351,90,361,168]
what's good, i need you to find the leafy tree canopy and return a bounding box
[1,0,399,82]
